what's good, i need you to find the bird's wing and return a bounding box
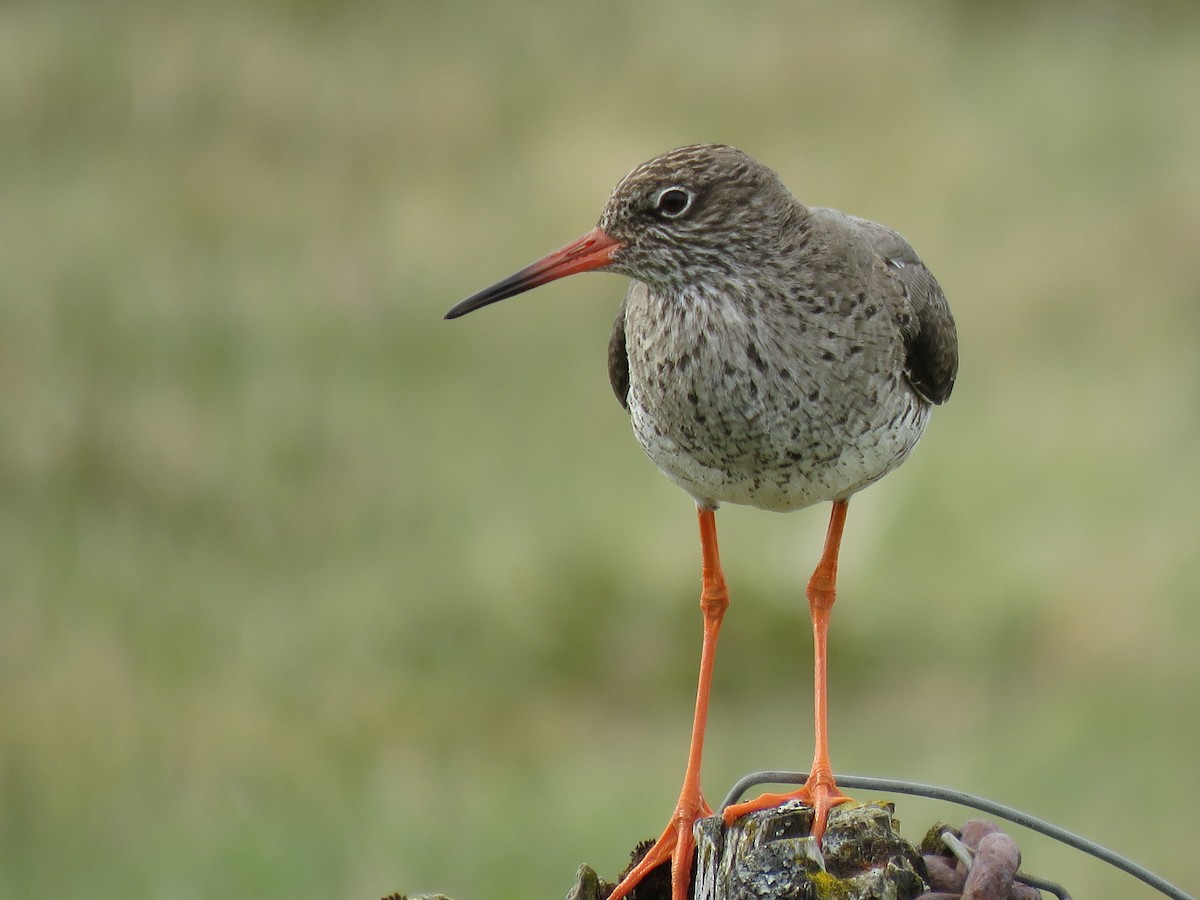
[867,223,959,405]
[607,293,631,410]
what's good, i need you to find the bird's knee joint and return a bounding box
[806,578,837,611]
[700,583,729,620]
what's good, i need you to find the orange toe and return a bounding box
[722,779,852,844]
[607,796,713,900]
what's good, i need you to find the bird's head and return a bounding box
[597,144,801,292]
[445,144,802,320]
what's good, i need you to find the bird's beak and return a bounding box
[445,227,623,319]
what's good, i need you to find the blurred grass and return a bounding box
[2,0,1199,897]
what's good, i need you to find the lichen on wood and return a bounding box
[695,800,927,899]
[564,801,927,900]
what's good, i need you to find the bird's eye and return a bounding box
[654,187,694,219]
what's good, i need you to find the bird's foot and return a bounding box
[606,793,713,900]
[721,774,852,845]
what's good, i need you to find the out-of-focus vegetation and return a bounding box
[2,1,1197,897]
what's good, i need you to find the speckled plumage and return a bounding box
[446,144,961,900]
[599,145,957,512]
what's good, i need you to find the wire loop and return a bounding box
[718,771,1192,900]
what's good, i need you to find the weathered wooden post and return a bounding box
[694,801,926,900]
[395,802,1056,899]
[564,801,928,900]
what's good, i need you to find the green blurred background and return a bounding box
[3,1,1198,897]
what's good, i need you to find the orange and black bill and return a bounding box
[445,227,622,319]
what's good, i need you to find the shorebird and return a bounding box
[445,144,958,900]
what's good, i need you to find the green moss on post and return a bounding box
[694,801,927,900]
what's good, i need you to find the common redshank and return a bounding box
[445,144,957,900]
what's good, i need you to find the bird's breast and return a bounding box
[622,284,929,512]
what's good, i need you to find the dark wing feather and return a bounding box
[607,297,631,410]
[869,225,958,405]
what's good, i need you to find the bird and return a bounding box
[444,144,958,900]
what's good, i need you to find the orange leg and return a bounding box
[722,499,854,843]
[607,506,729,900]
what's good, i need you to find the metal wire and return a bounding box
[718,770,1193,900]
